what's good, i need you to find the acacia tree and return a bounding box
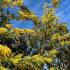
[0,0,70,70]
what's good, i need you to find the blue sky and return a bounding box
[56,0,70,30]
[10,0,70,30]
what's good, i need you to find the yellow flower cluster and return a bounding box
[57,24,67,32]
[42,13,56,24]
[0,45,12,59]
[19,11,30,20]
[32,54,53,63]
[10,54,53,70]
[0,28,7,34]
[59,33,70,41]
[42,7,56,23]
[13,28,22,34]
[51,33,61,40]
[2,0,11,7]
[3,0,10,4]
[13,28,36,36]
[12,0,23,6]
[5,24,12,29]
[49,49,58,55]
[32,54,44,62]
[50,67,55,70]
[10,54,23,64]
[2,0,23,7]
[19,11,40,25]
[43,57,53,63]
[0,66,9,70]
[0,27,42,39]
[51,0,60,7]
[60,41,70,46]
[25,29,35,33]
[42,15,48,24]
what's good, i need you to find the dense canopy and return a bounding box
[0,0,70,70]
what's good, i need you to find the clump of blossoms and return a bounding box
[0,28,7,34]
[0,0,23,7]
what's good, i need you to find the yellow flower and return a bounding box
[42,15,48,24]
[0,28,7,34]
[32,55,53,63]
[13,28,21,35]
[50,49,58,55]
[3,0,11,4]
[42,12,56,24]
[50,67,55,70]
[5,24,12,29]
[32,54,43,62]
[19,11,30,19]
[0,66,9,70]
[25,29,35,34]
[2,0,23,7]
[12,0,23,6]
[51,0,60,7]
[43,57,53,63]
[59,33,70,41]
[0,45,12,59]
[10,54,23,64]
[51,33,61,40]
[14,28,35,35]
[60,41,65,46]
[2,0,11,7]
[60,41,70,46]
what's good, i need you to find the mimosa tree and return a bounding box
[0,0,69,70]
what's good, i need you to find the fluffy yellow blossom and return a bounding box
[0,66,9,70]
[42,12,56,24]
[51,33,61,40]
[32,55,53,63]
[43,57,53,63]
[51,0,60,7]
[3,0,10,3]
[60,41,70,46]
[14,28,35,35]
[50,67,55,70]
[50,49,58,55]
[1,0,11,7]
[12,0,23,6]
[59,33,70,41]
[0,45,12,59]
[14,28,21,33]
[42,15,48,24]
[2,0,23,7]
[24,29,35,34]
[19,11,30,19]
[13,28,23,35]
[0,28,7,34]
[10,54,23,64]
[5,24,12,29]
[19,10,40,25]
[56,24,67,32]
[32,54,43,62]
